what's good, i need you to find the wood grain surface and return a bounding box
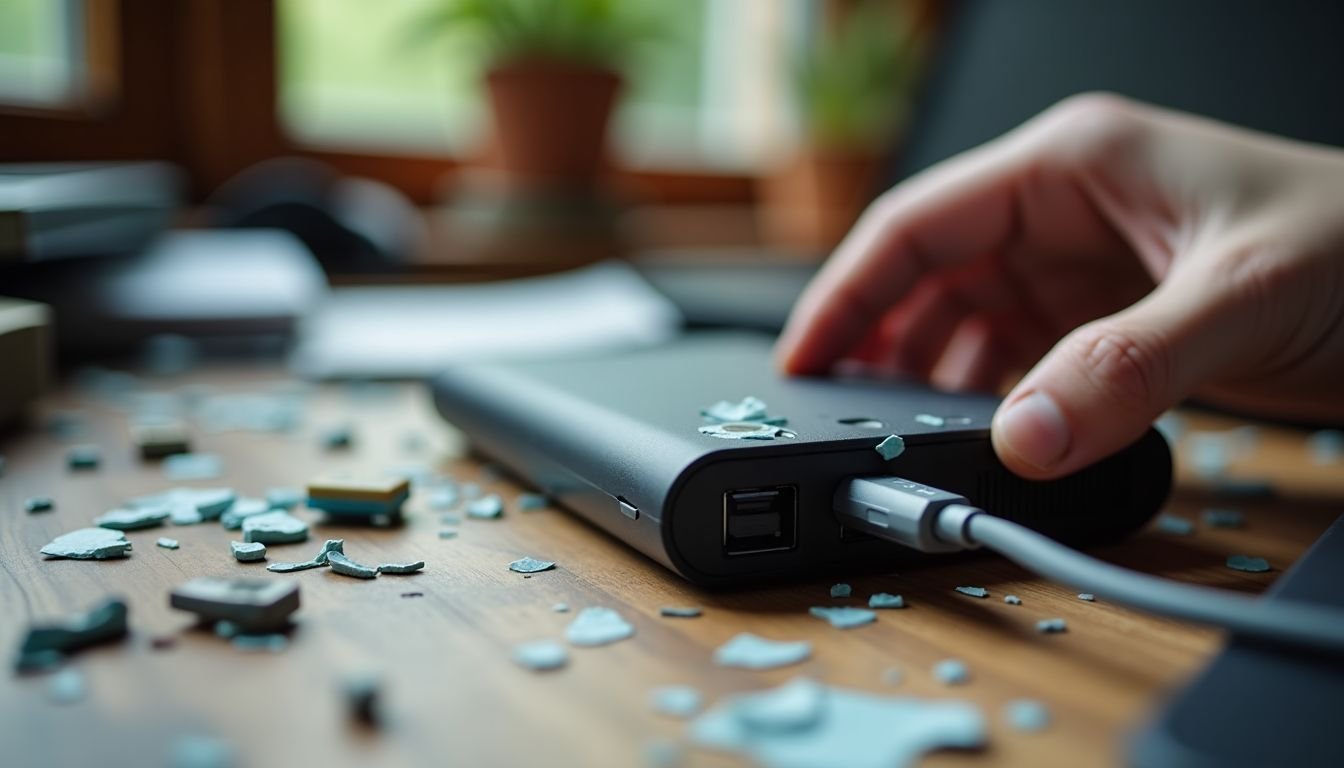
[1,367,1340,768]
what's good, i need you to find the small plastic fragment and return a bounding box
[933,659,970,685]
[14,597,129,671]
[157,537,180,550]
[1003,595,1022,606]
[1308,429,1344,464]
[508,556,556,574]
[169,735,236,768]
[734,677,827,732]
[230,633,288,653]
[1035,618,1068,634]
[874,435,905,460]
[24,496,54,513]
[264,487,304,510]
[713,633,812,670]
[1078,593,1095,602]
[231,541,267,563]
[1155,514,1194,535]
[565,607,635,647]
[341,671,381,725]
[516,492,548,511]
[48,667,87,704]
[95,505,171,531]
[169,577,299,633]
[868,593,905,609]
[659,606,703,618]
[66,445,101,470]
[809,606,877,629]
[955,586,989,599]
[512,640,569,671]
[40,528,133,560]
[241,511,309,544]
[552,603,570,613]
[1226,554,1271,573]
[1202,508,1245,529]
[650,685,704,719]
[376,561,425,575]
[163,453,223,480]
[466,494,504,519]
[1004,699,1051,732]
[829,583,852,598]
[327,550,378,579]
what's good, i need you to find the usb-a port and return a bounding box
[723,486,797,556]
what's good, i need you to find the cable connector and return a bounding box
[833,476,982,554]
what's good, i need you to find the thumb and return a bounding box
[991,281,1230,479]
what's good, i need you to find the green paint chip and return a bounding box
[874,435,905,460]
[1226,554,1271,573]
[41,528,133,560]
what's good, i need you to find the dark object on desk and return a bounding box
[1131,513,1344,768]
[204,157,424,274]
[433,333,1171,585]
[0,163,181,263]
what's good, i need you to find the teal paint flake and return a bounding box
[231,541,267,563]
[565,607,634,647]
[1004,699,1051,732]
[163,453,223,480]
[377,561,425,575]
[1226,554,1271,573]
[156,538,180,550]
[40,528,133,560]
[1035,618,1067,634]
[874,435,905,460]
[955,586,989,599]
[650,685,703,719]
[714,633,812,670]
[24,497,54,513]
[466,494,504,519]
[265,487,305,510]
[508,556,555,574]
[513,640,568,671]
[829,583,852,598]
[809,606,877,629]
[326,550,378,579]
[1078,593,1095,602]
[66,445,101,470]
[933,659,970,685]
[95,505,170,531]
[701,396,770,423]
[1003,595,1022,606]
[868,593,905,609]
[241,511,309,545]
[220,497,271,530]
[659,606,703,618]
[47,668,87,705]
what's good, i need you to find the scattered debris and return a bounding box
[241,511,309,544]
[376,561,425,575]
[47,668,87,704]
[955,586,989,599]
[231,634,288,653]
[1308,429,1344,464]
[95,506,170,531]
[714,633,812,670]
[66,445,102,470]
[508,556,555,574]
[264,487,304,510]
[320,424,354,450]
[428,485,459,510]
[868,593,905,609]
[874,435,906,460]
[698,422,793,441]
[1035,618,1068,634]
[1202,508,1245,529]
[933,659,970,685]
[169,577,299,633]
[231,541,267,563]
[651,685,704,719]
[169,734,236,768]
[565,607,635,647]
[914,413,946,428]
[157,537,180,550]
[163,453,223,480]
[1155,514,1194,535]
[690,677,986,767]
[512,640,569,671]
[552,603,570,613]
[809,606,877,629]
[1003,595,1022,606]
[516,492,548,511]
[1226,554,1271,573]
[659,606,703,618]
[306,475,409,519]
[24,496,54,513]
[1004,699,1051,732]
[881,667,904,686]
[466,494,504,519]
[829,583,852,598]
[341,671,382,725]
[700,396,786,425]
[132,488,235,523]
[327,550,378,579]
[133,422,191,459]
[41,528,133,560]
[14,597,129,671]
[1078,593,1095,602]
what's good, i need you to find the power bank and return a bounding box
[432,333,1171,585]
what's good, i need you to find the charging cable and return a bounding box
[835,476,1344,654]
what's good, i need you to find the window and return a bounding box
[0,0,84,108]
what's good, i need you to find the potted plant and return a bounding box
[761,1,924,252]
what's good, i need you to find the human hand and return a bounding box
[776,94,1344,479]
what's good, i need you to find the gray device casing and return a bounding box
[433,334,1171,585]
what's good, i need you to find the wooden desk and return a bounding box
[1,368,1340,768]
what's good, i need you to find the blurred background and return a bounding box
[1,0,1341,393]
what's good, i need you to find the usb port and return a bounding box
[723,486,797,556]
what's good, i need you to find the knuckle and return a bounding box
[1064,324,1170,409]
[1030,92,1147,170]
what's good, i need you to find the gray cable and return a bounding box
[957,511,1344,655]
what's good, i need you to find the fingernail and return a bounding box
[997,390,1070,469]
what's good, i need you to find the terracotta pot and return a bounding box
[484,57,623,188]
[759,146,885,253]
